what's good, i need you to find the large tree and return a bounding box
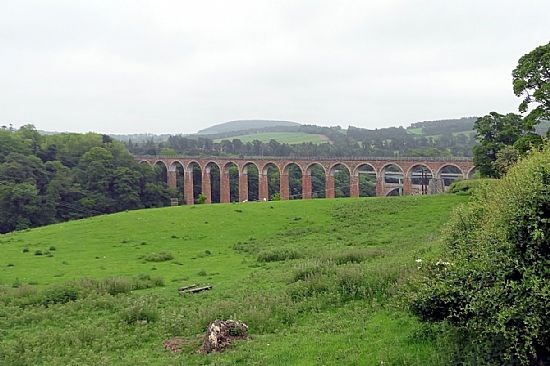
[512,41,550,126]
[474,42,550,177]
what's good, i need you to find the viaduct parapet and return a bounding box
[136,156,475,205]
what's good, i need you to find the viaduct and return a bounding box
[137,156,475,205]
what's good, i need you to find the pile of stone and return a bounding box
[199,320,249,353]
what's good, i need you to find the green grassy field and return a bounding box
[0,195,467,365]
[405,127,424,135]
[213,132,329,144]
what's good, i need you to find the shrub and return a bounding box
[335,266,366,300]
[447,178,497,195]
[411,146,550,365]
[22,247,29,253]
[102,277,133,295]
[34,250,42,256]
[195,193,207,204]
[291,260,328,282]
[120,301,158,324]
[49,246,56,251]
[41,286,79,306]
[143,252,173,262]
[74,275,164,295]
[326,248,385,265]
[257,248,301,262]
[287,273,332,301]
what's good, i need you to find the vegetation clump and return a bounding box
[120,300,158,324]
[41,286,79,306]
[142,252,174,262]
[0,275,165,308]
[412,146,550,365]
[257,248,301,262]
[447,178,497,195]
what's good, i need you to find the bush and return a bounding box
[335,266,366,300]
[143,252,173,262]
[74,275,164,295]
[326,248,385,265]
[41,286,79,306]
[34,250,42,256]
[120,301,158,324]
[257,248,301,262]
[291,260,328,282]
[447,178,497,195]
[195,193,207,204]
[412,146,550,365]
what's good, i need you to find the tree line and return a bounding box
[0,126,171,233]
[125,122,477,158]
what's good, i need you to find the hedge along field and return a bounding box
[0,195,467,365]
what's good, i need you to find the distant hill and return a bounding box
[197,120,300,134]
[407,117,478,135]
[213,131,329,145]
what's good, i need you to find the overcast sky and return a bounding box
[1,1,549,134]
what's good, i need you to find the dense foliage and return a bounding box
[472,112,541,177]
[474,42,549,178]
[0,125,171,233]
[513,41,550,125]
[412,145,550,364]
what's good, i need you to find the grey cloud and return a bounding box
[1,0,548,133]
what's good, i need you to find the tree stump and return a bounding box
[199,320,248,353]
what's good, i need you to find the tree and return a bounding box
[512,42,550,125]
[493,145,519,176]
[473,112,528,177]
[0,182,40,232]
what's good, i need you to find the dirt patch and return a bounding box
[163,337,187,353]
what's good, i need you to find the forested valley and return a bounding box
[0,126,171,233]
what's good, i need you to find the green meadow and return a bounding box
[0,195,467,365]
[213,132,329,144]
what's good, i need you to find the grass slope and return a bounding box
[198,120,300,135]
[213,132,329,144]
[0,195,467,365]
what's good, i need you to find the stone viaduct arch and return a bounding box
[137,156,474,205]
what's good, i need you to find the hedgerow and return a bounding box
[412,145,550,365]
